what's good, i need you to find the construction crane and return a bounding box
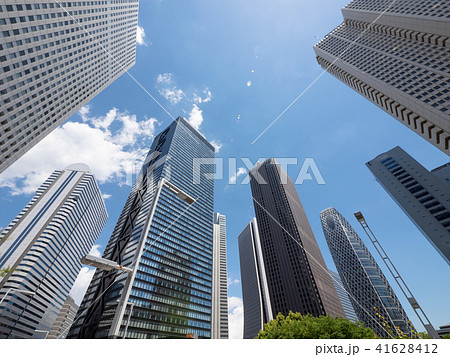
[354,211,440,339]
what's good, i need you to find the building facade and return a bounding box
[48,295,78,339]
[314,0,450,154]
[248,159,345,320]
[328,269,358,323]
[211,212,228,339]
[367,146,450,265]
[68,117,216,339]
[320,207,414,338]
[0,0,139,173]
[238,218,273,339]
[0,163,108,339]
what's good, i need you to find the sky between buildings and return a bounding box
[0,0,448,339]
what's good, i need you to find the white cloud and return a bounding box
[0,107,159,196]
[193,89,212,104]
[158,88,185,105]
[136,25,147,46]
[102,193,112,200]
[227,277,240,287]
[70,267,96,306]
[210,140,222,153]
[156,73,173,85]
[188,104,204,130]
[89,244,102,258]
[230,167,247,184]
[228,296,244,339]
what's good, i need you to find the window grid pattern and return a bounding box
[320,208,414,338]
[0,1,139,173]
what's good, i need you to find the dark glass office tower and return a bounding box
[248,159,344,320]
[320,208,414,338]
[68,117,215,339]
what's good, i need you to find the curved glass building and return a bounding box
[320,207,414,338]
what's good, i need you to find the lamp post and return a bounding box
[109,178,196,338]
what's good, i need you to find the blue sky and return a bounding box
[0,0,449,339]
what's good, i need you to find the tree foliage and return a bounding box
[0,266,14,277]
[255,312,378,339]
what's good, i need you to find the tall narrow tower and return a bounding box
[238,218,273,339]
[0,164,108,339]
[320,207,414,338]
[247,158,344,321]
[0,1,140,173]
[211,212,228,339]
[314,0,450,154]
[68,117,216,339]
[367,146,450,265]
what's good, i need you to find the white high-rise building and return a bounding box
[211,212,228,339]
[47,295,78,339]
[314,0,450,154]
[367,146,450,265]
[0,0,139,173]
[0,164,108,339]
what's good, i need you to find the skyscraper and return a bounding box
[320,207,414,338]
[211,212,228,339]
[48,295,78,339]
[328,270,358,323]
[0,1,140,173]
[0,163,108,339]
[313,0,450,154]
[367,146,450,265]
[238,218,273,339]
[68,117,215,339]
[247,159,344,321]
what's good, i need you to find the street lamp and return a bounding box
[109,178,196,338]
[0,288,35,305]
[81,255,133,274]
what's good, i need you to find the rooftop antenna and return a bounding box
[354,211,440,339]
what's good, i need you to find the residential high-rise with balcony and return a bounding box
[328,269,358,323]
[367,146,450,265]
[0,163,108,339]
[211,212,228,339]
[68,117,216,339]
[314,0,450,154]
[320,207,414,338]
[238,218,273,339]
[247,159,345,322]
[48,295,78,339]
[0,0,139,173]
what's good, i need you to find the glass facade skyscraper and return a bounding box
[247,159,345,320]
[0,1,139,173]
[320,207,414,338]
[211,212,228,339]
[367,146,450,265]
[68,117,215,339]
[0,163,107,339]
[314,0,450,154]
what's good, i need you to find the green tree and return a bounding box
[255,312,378,339]
[0,266,14,277]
